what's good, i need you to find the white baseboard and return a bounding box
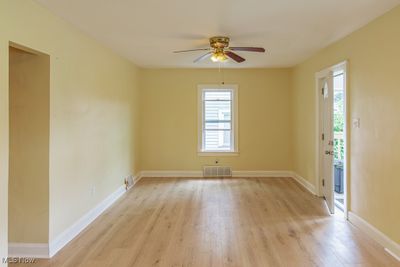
[139,170,294,178]
[348,211,400,261]
[139,170,203,178]
[233,170,293,178]
[48,182,131,257]
[8,243,49,258]
[291,172,316,195]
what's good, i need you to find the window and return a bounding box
[198,85,238,155]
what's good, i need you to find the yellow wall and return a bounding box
[139,68,293,171]
[292,5,400,244]
[9,47,50,243]
[0,0,140,260]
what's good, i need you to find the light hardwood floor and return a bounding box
[14,177,400,267]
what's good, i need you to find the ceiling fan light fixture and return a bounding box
[218,53,228,62]
[211,53,219,62]
[211,51,228,62]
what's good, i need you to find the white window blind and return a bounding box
[199,87,238,153]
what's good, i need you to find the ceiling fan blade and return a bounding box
[225,51,245,63]
[173,48,210,53]
[229,47,265,52]
[193,52,212,63]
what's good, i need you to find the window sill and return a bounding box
[197,151,239,157]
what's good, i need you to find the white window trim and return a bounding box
[197,84,239,156]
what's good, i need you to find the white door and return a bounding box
[321,72,335,213]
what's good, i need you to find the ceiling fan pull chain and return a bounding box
[218,63,225,85]
[222,66,225,85]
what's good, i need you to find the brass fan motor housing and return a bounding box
[209,36,230,50]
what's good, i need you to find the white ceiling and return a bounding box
[35,0,400,68]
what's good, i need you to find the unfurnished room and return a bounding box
[1,0,400,266]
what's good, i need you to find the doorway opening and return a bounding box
[333,71,345,211]
[8,43,50,256]
[316,61,347,216]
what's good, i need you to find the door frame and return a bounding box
[315,60,348,218]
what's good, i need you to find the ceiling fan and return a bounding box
[173,36,265,63]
